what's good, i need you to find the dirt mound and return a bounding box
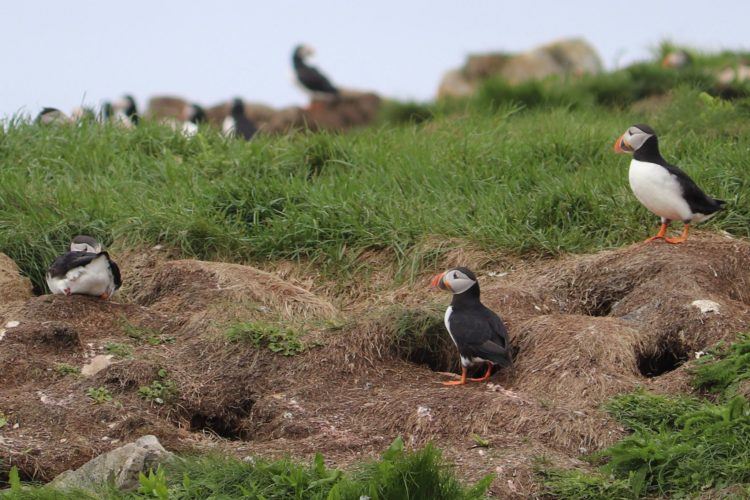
[3,234,750,498]
[0,253,32,316]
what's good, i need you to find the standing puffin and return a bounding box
[614,124,726,244]
[46,236,122,299]
[292,45,340,102]
[222,98,258,140]
[430,267,513,386]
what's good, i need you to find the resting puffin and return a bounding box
[430,267,513,386]
[109,95,139,127]
[614,124,725,244]
[46,236,122,299]
[292,45,340,102]
[36,107,71,125]
[222,98,258,140]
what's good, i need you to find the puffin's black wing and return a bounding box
[47,251,100,278]
[102,252,123,290]
[449,307,513,368]
[663,162,726,215]
[296,65,339,94]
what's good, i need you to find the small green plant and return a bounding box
[470,433,490,448]
[138,370,179,405]
[138,466,170,499]
[54,362,80,376]
[0,412,7,429]
[86,386,113,404]
[120,317,172,345]
[225,321,306,356]
[104,342,133,358]
[693,333,750,399]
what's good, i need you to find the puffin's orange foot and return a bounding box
[99,292,110,300]
[442,379,467,386]
[643,223,669,243]
[469,364,493,382]
[665,224,689,244]
[442,367,467,386]
[664,235,688,244]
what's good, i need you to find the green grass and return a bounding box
[2,85,749,291]
[541,335,750,498]
[225,320,307,356]
[0,438,491,499]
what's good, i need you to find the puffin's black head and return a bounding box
[230,98,245,117]
[430,267,478,295]
[614,124,657,154]
[187,104,207,124]
[70,235,102,253]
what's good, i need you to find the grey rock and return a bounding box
[50,435,173,492]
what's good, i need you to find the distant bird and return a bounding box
[108,95,139,127]
[614,124,726,244]
[35,107,71,125]
[46,236,122,300]
[292,44,340,103]
[222,98,258,140]
[185,103,207,125]
[430,267,513,386]
[661,49,692,69]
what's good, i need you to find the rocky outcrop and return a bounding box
[50,435,173,492]
[438,38,603,99]
[206,90,382,134]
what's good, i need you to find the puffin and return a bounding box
[108,95,139,127]
[614,124,726,244]
[46,236,122,299]
[222,98,258,140]
[177,103,207,137]
[430,267,513,386]
[36,107,71,125]
[292,45,340,102]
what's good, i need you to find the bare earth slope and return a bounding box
[2,233,749,498]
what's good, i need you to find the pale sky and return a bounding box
[1,1,748,118]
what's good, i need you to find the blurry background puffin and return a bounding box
[46,235,122,299]
[292,44,340,108]
[430,267,513,386]
[614,124,726,243]
[222,98,258,140]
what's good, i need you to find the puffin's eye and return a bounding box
[453,272,459,279]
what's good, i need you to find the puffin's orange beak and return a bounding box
[613,133,633,153]
[430,272,451,291]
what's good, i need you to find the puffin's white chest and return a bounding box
[628,159,691,221]
[444,306,457,347]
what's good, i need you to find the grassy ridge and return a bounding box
[1,87,749,290]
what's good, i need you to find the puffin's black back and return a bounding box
[47,251,101,278]
[230,99,258,140]
[635,135,726,216]
[448,269,513,368]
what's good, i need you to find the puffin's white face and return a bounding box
[614,125,655,154]
[430,269,477,295]
[301,45,315,59]
[70,242,101,253]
